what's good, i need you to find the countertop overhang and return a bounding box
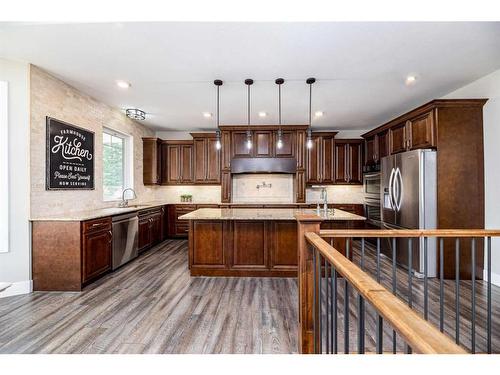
[178,208,366,221]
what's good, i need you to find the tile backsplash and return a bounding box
[232,174,294,203]
[306,185,365,204]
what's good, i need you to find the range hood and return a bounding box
[231,158,297,174]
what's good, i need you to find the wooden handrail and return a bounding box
[305,232,467,354]
[319,229,500,238]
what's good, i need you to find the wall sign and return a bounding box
[46,117,95,190]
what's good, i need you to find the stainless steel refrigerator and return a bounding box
[380,149,437,277]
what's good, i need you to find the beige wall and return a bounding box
[29,65,156,218]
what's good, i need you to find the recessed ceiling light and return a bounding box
[405,75,417,86]
[203,112,213,118]
[116,80,131,89]
[314,111,324,117]
[258,111,267,117]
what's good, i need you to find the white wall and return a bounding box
[0,59,31,298]
[443,68,500,284]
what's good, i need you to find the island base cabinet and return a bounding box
[189,220,299,277]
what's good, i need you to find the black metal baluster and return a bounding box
[344,278,349,354]
[358,294,365,354]
[471,238,476,354]
[313,247,317,353]
[333,267,338,354]
[424,237,429,320]
[439,238,444,332]
[376,238,381,282]
[361,237,365,270]
[325,259,329,354]
[406,238,413,354]
[487,236,492,354]
[455,238,460,345]
[392,237,397,353]
[376,237,382,353]
[377,316,384,354]
[330,263,334,353]
[318,253,322,354]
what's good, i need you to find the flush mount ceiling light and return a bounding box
[203,112,213,118]
[116,80,131,89]
[314,111,324,117]
[275,78,285,149]
[405,75,417,86]
[214,79,223,150]
[306,77,316,149]
[245,79,254,149]
[125,108,146,120]
[258,111,267,118]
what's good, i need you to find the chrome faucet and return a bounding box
[119,188,137,207]
[311,185,328,213]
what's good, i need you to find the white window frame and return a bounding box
[102,127,133,202]
[0,81,8,253]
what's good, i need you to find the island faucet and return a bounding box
[119,188,137,207]
[311,185,328,213]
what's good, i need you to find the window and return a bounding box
[102,128,133,201]
[0,81,8,253]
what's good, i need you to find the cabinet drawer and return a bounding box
[83,217,111,234]
[175,223,189,235]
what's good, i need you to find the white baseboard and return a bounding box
[0,280,32,298]
[483,270,500,287]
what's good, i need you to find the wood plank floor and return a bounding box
[0,240,298,354]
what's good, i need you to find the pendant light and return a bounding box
[275,78,284,149]
[306,77,316,149]
[245,79,254,149]
[214,79,223,150]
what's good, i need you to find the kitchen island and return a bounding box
[179,208,366,277]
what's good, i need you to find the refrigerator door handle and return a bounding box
[394,167,403,212]
[388,167,396,210]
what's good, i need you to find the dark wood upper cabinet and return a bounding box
[390,122,407,154]
[378,130,389,161]
[191,133,221,184]
[364,135,377,166]
[160,141,194,185]
[275,130,295,158]
[232,131,253,158]
[254,131,273,157]
[142,138,162,185]
[334,139,363,185]
[408,111,436,150]
[306,132,337,185]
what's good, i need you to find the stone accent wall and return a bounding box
[30,65,156,218]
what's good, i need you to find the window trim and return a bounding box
[102,127,133,202]
[0,81,8,253]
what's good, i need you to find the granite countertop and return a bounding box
[29,201,173,221]
[178,208,366,221]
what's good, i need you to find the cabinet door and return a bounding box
[254,131,273,157]
[296,130,306,170]
[206,138,221,183]
[82,229,112,283]
[306,137,321,184]
[275,130,295,158]
[295,171,306,203]
[334,142,348,183]
[321,136,334,184]
[270,221,298,271]
[166,145,181,184]
[150,213,162,246]
[347,141,363,184]
[232,221,267,269]
[364,135,377,165]
[138,217,152,251]
[221,171,231,203]
[377,130,389,161]
[231,131,252,158]
[191,221,225,267]
[193,138,207,183]
[143,138,159,185]
[408,111,436,150]
[180,144,193,183]
[390,122,407,154]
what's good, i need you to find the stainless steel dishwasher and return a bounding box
[112,212,139,270]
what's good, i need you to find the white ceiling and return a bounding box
[1,22,500,132]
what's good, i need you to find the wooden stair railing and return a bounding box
[304,232,466,354]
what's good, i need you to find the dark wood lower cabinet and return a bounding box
[82,226,112,284]
[138,207,163,253]
[32,217,113,291]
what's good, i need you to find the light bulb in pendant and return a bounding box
[277,138,283,149]
[215,140,222,150]
[246,138,253,149]
[307,138,313,149]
